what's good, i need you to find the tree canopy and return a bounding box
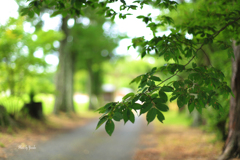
[21,0,237,133]
[0,17,62,96]
[21,1,240,159]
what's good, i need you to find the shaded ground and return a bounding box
[0,111,232,160]
[0,113,97,159]
[3,116,152,160]
[134,123,224,160]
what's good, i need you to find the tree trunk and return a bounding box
[218,41,240,160]
[86,60,103,110]
[86,59,95,110]
[0,105,17,127]
[54,16,74,114]
[191,110,203,127]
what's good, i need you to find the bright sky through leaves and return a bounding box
[0,0,163,65]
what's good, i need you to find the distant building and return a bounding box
[102,84,115,103]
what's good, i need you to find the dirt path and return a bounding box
[2,113,226,160]
[7,117,153,160]
[134,124,224,160]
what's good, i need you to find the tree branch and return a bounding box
[212,17,240,39]
[153,17,240,88]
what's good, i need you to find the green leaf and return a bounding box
[156,110,165,123]
[96,116,108,130]
[158,91,168,103]
[192,62,197,68]
[33,7,41,15]
[137,15,145,19]
[147,80,155,86]
[231,91,235,98]
[131,103,142,110]
[129,110,135,123]
[113,112,123,121]
[105,119,115,136]
[122,92,135,100]
[196,105,202,114]
[141,50,146,58]
[153,98,165,104]
[104,102,113,109]
[195,99,202,114]
[177,95,186,108]
[140,103,153,115]
[20,8,30,16]
[173,81,179,88]
[50,11,61,17]
[123,109,135,124]
[99,107,111,119]
[71,0,75,5]
[151,93,158,99]
[123,109,129,124]
[146,108,157,124]
[188,102,195,113]
[95,106,105,113]
[129,75,142,85]
[188,98,195,113]
[28,11,34,18]
[160,86,174,92]
[149,76,161,81]
[120,0,126,5]
[170,95,178,102]
[132,95,140,103]
[155,103,169,112]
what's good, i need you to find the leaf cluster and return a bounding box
[24,0,239,136]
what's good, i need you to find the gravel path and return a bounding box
[9,117,151,160]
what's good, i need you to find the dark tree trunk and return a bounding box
[86,60,103,110]
[22,102,44,119]
[0,105,17,127]
[54,16,74,114]
[0,105,11,126]
[21,91,44,120]
[218,41,240,160]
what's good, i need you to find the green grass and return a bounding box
[34,94,55,115]
[0,94,90,116]
[0,142,5,148]
[157,110,192,126]
[35,94,90,115]
[74,101,89,113]
[0,96,24,114]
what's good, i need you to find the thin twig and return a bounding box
[175,37,213,67]
[212,17,240,38]
[200,48,213,67]
[176,75,185,81]
[154,16,240,88]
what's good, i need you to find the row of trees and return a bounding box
[0,17,61,97]
[54,9,119,112]
[0,0,238,159]
[0,1,121,121]
[20,0,239,159]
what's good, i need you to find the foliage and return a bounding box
[33,94,89,115]
[70,8,119,95]
[0,17,63,96]
[23,0,239,136]
[0,96,24,115]
[103,56,157,89]
[68,8,120,109]
[162,0,234,140]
